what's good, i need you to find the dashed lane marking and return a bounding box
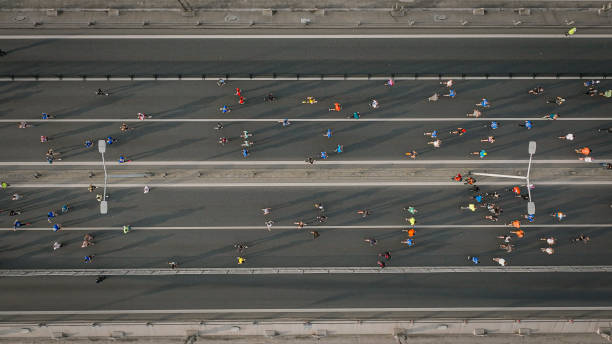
[1,266,612,277]
[1,34,612,39]
[2,224,611,231]
[0,160,610,166]
[1,118,612,122]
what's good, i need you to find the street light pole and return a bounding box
[472,141,536,215]
[98,140,108,214]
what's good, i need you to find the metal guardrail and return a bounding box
[1,266,612,276]
[0,73,608,81]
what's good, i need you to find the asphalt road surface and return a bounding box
[0,38,611,75]
[0,80,610,162]
[1,186,610,269]
[1,273,612,322]
[0,35,611,322]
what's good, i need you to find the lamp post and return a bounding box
[98,140,108,214]
[472,141,536,215]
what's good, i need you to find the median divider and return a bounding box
[2,265,612,276]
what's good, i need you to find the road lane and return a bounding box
[0,186,610,269]
[0,80,610,120]
[1,121,611,162]
[1,273,611,322]
[0,38,611,74]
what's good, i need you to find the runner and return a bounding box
[542,113,560,120]
[476,98,490,108]
[450,128,466,136]
[467,256,480,265]
[471,150,488,159]
[401,238,415,247]
[571,234,590,243]
[265,220,274,231]
[575,147,591,156]
[405,150,418,159]
[481,136,496,143]
[406,217,416,226]
[551,211,566,221]
[310,230,320,239]
[324,129,333,138]
[528,86,544,95]
[523,213,535,222]
[443,89,456,98]
[540,247,555,255]
[507,219,521,229]
[428,139,442,148]
[558,133,575,141]
[500,243,514,253]
[329,102,342,112]
[493,257,507,266]
[364,238,377,246]
[518,120,533,129]
[378,251,392,260]
[261,208,271,215]
[546,97,565,106]
[441,80,454,88]
[510,229,525,238]
[356,209,371,218]
[402,228,416,237]
[293,221,306,229]
[403,206,418,215]
[219,105,231,113]
[47,210,57,223]
[466,109,482,118]
[540,236,557,245]
[424,130,439,138]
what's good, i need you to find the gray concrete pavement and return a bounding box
[0,0,611,32]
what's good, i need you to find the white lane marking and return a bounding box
[0,160,609,166]
[8,181,612,188]
[1,266,612,277]
[1,118,611,122]
[0,34,611,39]
[2,224,611,231]
[0,307,611,315]
[2,76,606,81]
